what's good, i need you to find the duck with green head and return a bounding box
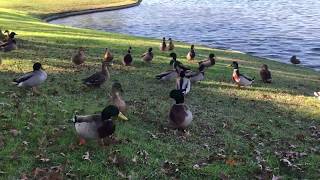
[110,81,127,113]
[229,61,254,87]
[123,46,133,66]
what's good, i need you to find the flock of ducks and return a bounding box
[3,33,316,145]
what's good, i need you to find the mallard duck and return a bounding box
[110,82,126,113]
[82,61,109,87]
[13,62,47,94]
[169,90,193,129]
[0,29,6,42]
[141,47,153,62]
[260,64,272,83]
[123,46,133,66]
[186,65,205,83]
[103,48,114,65]
[0,32,17,52]
[186,44,196,60]
[160,37,167,51]
[198,53,215,68]
[71,47,85,65]
[176,71,191,95]
[3,30,10,42]
[290,55,300,64]
[168,38,174,51]
[230,61,254,87]
[169,52,190,73]
[73,105,128,145]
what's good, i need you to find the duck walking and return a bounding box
[186,44,196,60]
[198,53,216,68]
[72,47,86,65]
[13,62,47,94]
[123,46,133,66]
[169,90,193,130]
[73,105,128,145]
[168,38,174,51]
[260,64,272,83]
[186,65,205,83]
[110,82,127,113]
[103,48,114,65]
[0,32,17,52]
[82,61,109,87]
[230,61,254,87]
[176,71,191,95]
[160,37,167,51]
[141,47,153,62]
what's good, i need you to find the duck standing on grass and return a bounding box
[0,32,17,52]
[160,37,167,51]
[82,61,109,87]
[12,62,47,95]
[169,89,193,130]
[186,65,205,83]
[260,64,272,83]
[71,47,86,65]
[110,82,127,113]
[176,71,191,95]
[290,55,301,64]
[168,38,174,51]
[141,47,153,62]
[186,44,196,60]
[169,52,190,73]
[0,29,6,42]
[198,53,216,68]
[229,61,254,87]
[103,48,114,65]
[123,46,133,66]
[73,105,128,146]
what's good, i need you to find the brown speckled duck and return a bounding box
[186,44,196,60]
[168,38,174,51]
[141,47,153,62]
[72,47,86,65]
[82,61,110,87]
[103,48,114,65]
[160,37,167,51]
[110,82,127,113]
[0,32,17,52]
[198,53,215,68]
[260,64,272,83]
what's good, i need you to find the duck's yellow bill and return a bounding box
[227,64,233,67]
[117,112,128,121]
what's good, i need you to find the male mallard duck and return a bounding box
[176,71,191,95]
[141,47,153,62]
[71,47,85,65]
[169,90,193,130]
[260,64,272,83]
[82,61,109,87]
[13,62,47,94]
[168,38,174,51]
[0,32,17,52]
[123,46,133,66]
[198,53,215,68]
[110,82,126,113]
[186,44,196,60]
[230,61,254,87]
[73,105,128,145]
[186,65,205,83]
[160,37,167,51]
[103,48,114,65]
[290,55,300,64]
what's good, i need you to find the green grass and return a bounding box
[1,2,320,179]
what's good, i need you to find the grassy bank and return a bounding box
[0,1,320,179]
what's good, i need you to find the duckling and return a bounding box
[176,71,191,95]
[160,37,167,51]
[82,61,109,87]
[141,47,153,62]
[0,32,17,52]
[186,44,196,60]
[167,38,174,51]
[198,53,216,68]
[123,46,133,66]
[71,47,86,65]
[13,62,47,94]
[260,64,272,83]
[186,65,205,83]
[230,61,254,87]
[110,82,126,113]
[73,105,128,145]
[168,90,193,130]
[290,55,300,64]
[103,47,114,65]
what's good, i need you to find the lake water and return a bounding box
[51,0,320,71]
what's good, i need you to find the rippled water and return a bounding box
[51,0,320,70]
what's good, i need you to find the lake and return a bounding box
[51,0,320,70]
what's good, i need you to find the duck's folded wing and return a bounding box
[155,70,174,79]
[83,72,103,84]
[75,114,101,123]
[13,71,34,84]
[185,71,198,78]
[240,74,254,81]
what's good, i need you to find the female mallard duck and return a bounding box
[141,47,153,62]
[103,48,114,65]
[168,38,174,51]
[176,71,191,95]
[123,46,133,66]
[160,37,167,51]
[71,47,85,65]
[186,44,196,60]
[13,62,47,94]
[110,82,126,113]
[230,61,254,87]
[0,32,17,52]
[73,105,128,145]
[260,64,272,83]
[198,53,215,68]
[82,61,110,87]
[290,55,300,64]
[0,29,6,42]
[186,65,205,83]
[169,90,193,130]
